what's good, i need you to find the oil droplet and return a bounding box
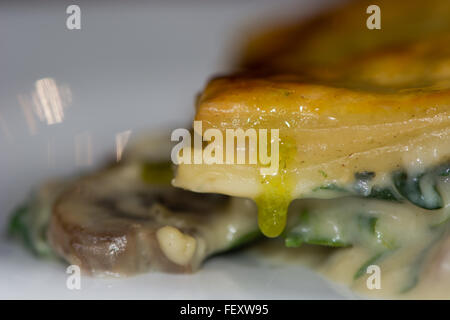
[255,135,295,237]
[256,194,290,237]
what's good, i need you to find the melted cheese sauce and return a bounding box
[250,177,450,299]
[318,180,450,299]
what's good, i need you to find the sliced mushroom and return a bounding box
[47,163,258,276]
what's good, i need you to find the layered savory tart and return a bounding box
[174,34,450,237]
[172,0,450,298]
[9,0,450,298]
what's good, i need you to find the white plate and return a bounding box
[0,0,348,299]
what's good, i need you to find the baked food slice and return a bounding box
[240,0,450,72]
[174,34,450,237]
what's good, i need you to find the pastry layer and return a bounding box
[174,35,450,237]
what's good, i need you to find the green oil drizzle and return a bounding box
[255,136,296,238]
[255,183,291,238]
